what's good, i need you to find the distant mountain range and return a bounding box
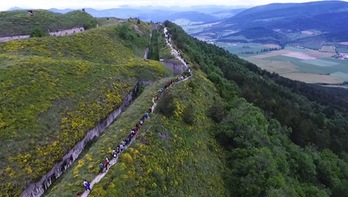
[195,1,348,45]
[7,6,245,24]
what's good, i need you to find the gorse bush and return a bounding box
[29,28,48,37]
[182,104,195,125]
[156,91,176,118]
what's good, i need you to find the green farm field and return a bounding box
[227,45,348,84]
[216,42,279,56]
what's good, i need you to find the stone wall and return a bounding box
[0,27,85,43]
[49,27,84,37]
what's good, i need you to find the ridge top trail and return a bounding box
[80,25,191,197]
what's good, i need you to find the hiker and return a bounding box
[125,137,129,145]
[139,119,144,125]
[144,112,149,119]
[99,162,104,173]
[125,137,130,145]
[103,159,108,171]
[159,88,164,94]
[119,144,124,152]
[83,180,91,191]
[130,130,135,138]
[112,149,117,158]
[148,107,152,113]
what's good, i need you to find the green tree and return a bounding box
[29,28,48,37]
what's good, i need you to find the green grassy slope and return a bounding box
[0,10,97,36]
[45,70,229,197]
[90,71,228,197]
[0,20,170,196]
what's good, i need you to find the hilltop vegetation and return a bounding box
[45,71,229,196]
[0,10,97,37]
[0,19,170,196]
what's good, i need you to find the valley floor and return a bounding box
[218,42,348,85]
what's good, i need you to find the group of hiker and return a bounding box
[80,27,192,196]
[98,107,152,175]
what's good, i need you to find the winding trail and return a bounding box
[80,26,191,197]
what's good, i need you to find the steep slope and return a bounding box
[0,10,97,37]
[164,21,348,196]
[0,19,170,196]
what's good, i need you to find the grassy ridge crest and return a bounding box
[0,10,97,37]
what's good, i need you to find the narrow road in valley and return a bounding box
[81,26,191,197]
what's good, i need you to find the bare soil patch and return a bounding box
[249,49,292,59]
[282,73,343,84]
[319,45,335,53]
[282,51,316,60]
[301,30,315,35]
[244,57,298,74]
[339,41,348,46]
[305,49,334,58]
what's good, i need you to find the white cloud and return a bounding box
[0,0,346,11]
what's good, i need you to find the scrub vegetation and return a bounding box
[0,18,169,196]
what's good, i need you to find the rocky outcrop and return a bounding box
[160,59,185,75]
[21,82,142,197]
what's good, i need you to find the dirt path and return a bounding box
[144,48,149,59]
[80,26,191,197]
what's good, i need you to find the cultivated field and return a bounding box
[238,46,348,84]
[216,42,281,55]
[319,45,336,53]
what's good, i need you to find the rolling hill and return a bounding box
[2,8,348,197]
[199,1,348,44]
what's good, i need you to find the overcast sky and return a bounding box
[0,0,344,11]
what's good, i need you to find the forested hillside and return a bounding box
[164,21,348,196]
[0,19,170,196]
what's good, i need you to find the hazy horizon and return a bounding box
[1,0,347,11]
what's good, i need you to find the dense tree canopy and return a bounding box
[165,20,348,196]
